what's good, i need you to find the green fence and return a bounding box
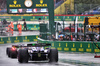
[38,38,100,53]
[0,16,91,21]
[0,35,38,44]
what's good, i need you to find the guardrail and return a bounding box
[38,38,100,53]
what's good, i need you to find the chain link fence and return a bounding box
[39,21,100,42]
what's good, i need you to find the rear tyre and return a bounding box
[49,49,58,62]
[18,49,29,63]
[6,47,10,55]
[10,50,17,58]
[7,48,11,57]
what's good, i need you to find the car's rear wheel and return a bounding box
[18,49,29,63]
[49,49,58,62]
[6,47,10,55]
[10,50,17,58]
[7,48,11,57]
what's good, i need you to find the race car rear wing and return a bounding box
[12,43,51,48]
[12,45,20,48]
[27,43,51,47]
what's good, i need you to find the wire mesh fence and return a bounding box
[39,22,100,42]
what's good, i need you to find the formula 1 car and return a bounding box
[17,43,58,63]
[6,44,24,58]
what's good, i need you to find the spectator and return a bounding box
[58,34,65,40]
[96,35,100,41]
[66,35,70,41]
[86,35,91,41]
[3,19,7,24]
[9,22,14,35]
[77,38,80,41]
[64,35,70,41]
[59,31,63,35]
[82,36,84,41]
[23,21,27,30]
[51,34,56,41]
[58,36,63,41]
[58,31,65,39]
[79,35,83,41]
[71,35,73,41]
[17,23,22,35]
[73,36,76,41]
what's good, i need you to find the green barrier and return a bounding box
[14,24,40,30]
[38,38,100,53]
[0,16,91,21]
[0,35,38,44]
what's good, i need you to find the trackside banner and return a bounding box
[0,35,38,44]
[37,38,100,53]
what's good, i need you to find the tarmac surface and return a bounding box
[13,31,40,36]
[0,42,100,66]
[0,31,40,37]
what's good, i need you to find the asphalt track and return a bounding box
[1,42,100,66]
[0,42,76,66]
[0,31,40,37]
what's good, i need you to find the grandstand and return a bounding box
[0,0,100,15]
[0,0,6,9]
[85,5,100,14]
[0,0,6,14]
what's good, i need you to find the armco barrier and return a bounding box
[38,38,100,53]
[0,35,38,44]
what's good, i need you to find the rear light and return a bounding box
[91,25,94,28]
[11,47,16,51]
